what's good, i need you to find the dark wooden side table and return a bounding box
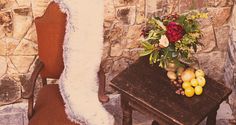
[110,57,232,125]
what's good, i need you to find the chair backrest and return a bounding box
[35,2,66,79]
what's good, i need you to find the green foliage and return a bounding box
[139,11,206,68]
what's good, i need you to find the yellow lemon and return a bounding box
[182,82,191,89]
[190,78,198,87]
[197,76,206,87]
[184,87,195,97]
[195,86,203,95]
[181,70,195,82]
[186,68,195,72]
[195,69,205,77]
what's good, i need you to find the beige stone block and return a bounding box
[126,25,142,39]
[112,58,131,72]
[24,23,37,43]
[0,25,5,39]
[13,39,37,56]
[136,0,145,24]
[231,29,236,42]
[109,58,133,79]
[27,57,36,73]
[6,57,18,75]
[105,22,126,42]
[0,11,13,37]
[0,102,29,125]
[9,56,35,74]
[0,0,18,10]
[126,25,143,48]
[215,25,230,51]
[146,0,169,17]
[195,51,226,83]
[0,0,8,9]
[12,7,33,40]
[122,48,140,60]
[0,76,21,106]
[15,0,30,6]
[110,42,124,57]
[104,0,116,21]
[113,0,126,7]
[0,56,7,78]
[102,41,111,60]
[179,0,193,12]
[226,40,236,65]
[31,0,52,19]
[116,6,136,25]
[207,0,215,6]
[0,38,6,55]
[197,25,216,52]
[230,5,236,31]
[215,0,234,6]
[146,0,163,13]
[104,21,113,29]
[114,0,140,6]
[136,11,145,24]
[126,39,141,49]
[208,7,231,27]
[102,59,113,73]
[6,38,20,55]
[198,18,212,29]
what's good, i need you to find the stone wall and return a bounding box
[103,0,234,93]
[0,0,36,105]
[225,2,236,117]
[0,0,235,118]
[0,0,50,105]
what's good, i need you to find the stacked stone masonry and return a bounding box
[225,2,236,118]
[0,0,50,105]
[104,0,234,92]
[0,0,235,121]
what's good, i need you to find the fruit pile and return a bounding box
[166,65,206,97]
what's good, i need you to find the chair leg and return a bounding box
[42,77,47,86]
[28,97,34,120]
[98,67,109,103]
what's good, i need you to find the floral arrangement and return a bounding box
[140,12,208,97]
[140,11,207,68]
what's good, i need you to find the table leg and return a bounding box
[206,105,219,125]
[152,121,159,125]
[121,94,132,125]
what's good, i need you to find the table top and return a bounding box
[110,57,232,125]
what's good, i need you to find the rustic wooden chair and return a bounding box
[22,2,108,125]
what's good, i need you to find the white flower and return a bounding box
[159,35,169,48]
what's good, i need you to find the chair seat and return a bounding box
[29,84,79,125]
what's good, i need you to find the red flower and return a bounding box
[166,22,185,43]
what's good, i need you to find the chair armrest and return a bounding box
[22,58,44,119]
[98,62,109,103]
[22,58,44,99]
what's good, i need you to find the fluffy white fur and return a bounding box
[52,0,114,125]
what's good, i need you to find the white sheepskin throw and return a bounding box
[52,0,115,125]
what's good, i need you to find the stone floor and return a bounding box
[0,94,235,125]
[105,94,236,125]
